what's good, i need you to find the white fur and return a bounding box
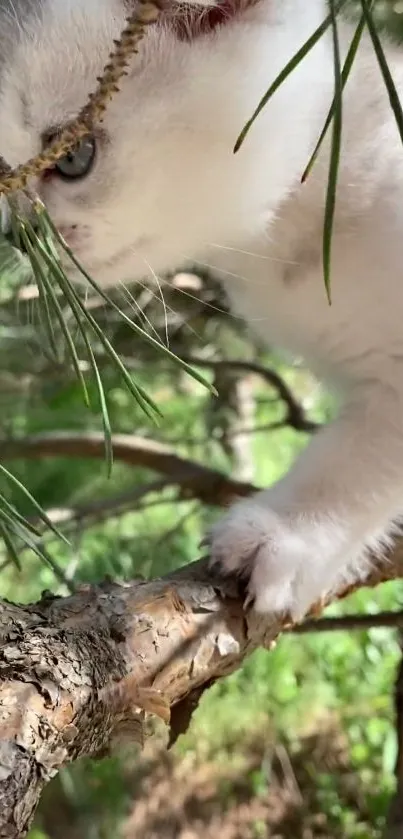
[2,0,403,618]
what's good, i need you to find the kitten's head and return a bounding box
[0,0,323,288]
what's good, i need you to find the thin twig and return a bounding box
[0,431,257,505]
[291,610,403,634]
[179,356,319,433]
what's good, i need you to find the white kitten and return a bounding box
[2,0,403,618]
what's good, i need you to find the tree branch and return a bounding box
[291,610,403,634]
[2,430,403,836]
[1,545,403,837]
[179,356,319,433]
[0,431,256,506]
[28,479,174,535]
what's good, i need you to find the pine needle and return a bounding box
[323,0,343,304]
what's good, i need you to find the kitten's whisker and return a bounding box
[118,280,163,344]
[207,242,298,265]
[130,263,187,333]
[170,275,235,317]
[153,260,237,318]
[181,254,260,286]
[141,256,170,348]
[4,1,22,30]
[179,257,276,324]
[135,274,205,344]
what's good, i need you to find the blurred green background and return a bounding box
[2,1,403,837]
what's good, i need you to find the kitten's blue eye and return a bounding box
[54,136,96,180]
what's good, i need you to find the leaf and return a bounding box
[0,463,69,544]
[20,223,90,407]
[301,4,371,184]
[38,203,217,397]
[360,0,403,146]
[35,232,162,423]
[322,0,343,304]
[36,231,114,477]
[0,520,22,570]
[234,0,347,154]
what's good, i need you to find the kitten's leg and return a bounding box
[209,383,403,618]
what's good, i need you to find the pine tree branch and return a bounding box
[290,609,403,634]
[1,546,403,837]
[0,431,256,505]
[179,356,319,433]
[2,431,403,836]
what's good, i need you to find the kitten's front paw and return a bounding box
[208,499,338,619]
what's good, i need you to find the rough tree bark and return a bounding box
[1,548,403,839]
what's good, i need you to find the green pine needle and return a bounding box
[360,0,403,144]
[0,189,218,565]
[301,3,371,184]
[38,203,217,397]
[234,0,348,154]
[323,0,343,304]
[0,463,68,543]
[0,520,23,570]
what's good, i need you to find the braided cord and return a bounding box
[0,0,163,195]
